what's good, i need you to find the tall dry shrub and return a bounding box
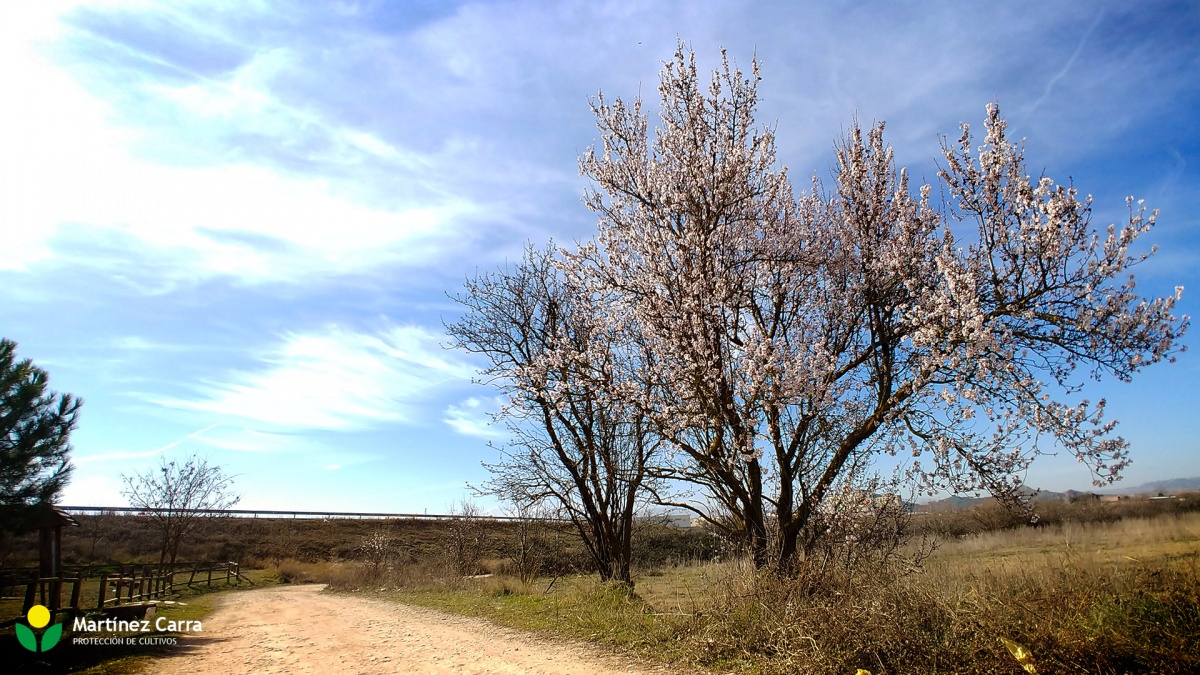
[443,501,488,577]
[500,504,559,586]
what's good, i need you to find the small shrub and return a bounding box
[357,530,395,582]
[442,501,489,577]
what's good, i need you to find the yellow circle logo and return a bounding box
[27,604,51,629]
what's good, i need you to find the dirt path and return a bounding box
[151,584,688,674]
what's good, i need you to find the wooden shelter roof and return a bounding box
[26,502,81,529]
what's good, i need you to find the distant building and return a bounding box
[662,513,695,528]
[819,490,904,516]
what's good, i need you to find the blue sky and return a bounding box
[2,1,1197,512]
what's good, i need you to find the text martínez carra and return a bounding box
[72,616,203,633]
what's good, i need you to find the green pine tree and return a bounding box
[0,338,81,532]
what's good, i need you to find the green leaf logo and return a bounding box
[42,623,63,651]
[14,620,63,651]
[15,623,37,652]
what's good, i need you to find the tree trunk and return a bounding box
[743,459,770,569]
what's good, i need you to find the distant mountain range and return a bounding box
[1103,477,1200,494]
[921,477,1200,509]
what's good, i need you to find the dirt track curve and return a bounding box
[151,584,687,675]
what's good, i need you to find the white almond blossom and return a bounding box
[455,45,1187,572]
[562,46,1187,570]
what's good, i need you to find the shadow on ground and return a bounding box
[0,627,231,674]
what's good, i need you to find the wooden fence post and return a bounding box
[23,581,35,614]
[69,573,83,616]
[50,578,63,616]
[97,574,108,610]
[3,560,247,623]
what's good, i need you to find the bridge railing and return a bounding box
[57,505,555,521]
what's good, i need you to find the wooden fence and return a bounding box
[0,561,248,628]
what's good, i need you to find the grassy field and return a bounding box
[2,497,1195,672]
[320,511,1200,674]
[0,511,721,576]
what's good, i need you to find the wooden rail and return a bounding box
[58,505,553,521]
[0,561,248,628]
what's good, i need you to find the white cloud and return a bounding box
[443,396,505,439]
[3,145,473,284]
[5,1,1192,294]
[0,7,478,284]
[71,448,161,465]
[72,424,217,464]
[111,336,200,352]
[157,324,472,431]
[192,427,301,454]
[59,473,126,507]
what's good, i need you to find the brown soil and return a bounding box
[151,584,688,674]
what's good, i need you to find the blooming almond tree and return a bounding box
[568,45,1188,570]
[446,244,660,585]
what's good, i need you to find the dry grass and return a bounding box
[942,511,1200,562]
[14,501,1190,672]
[1,512,718,583]
[320,510,1200,675]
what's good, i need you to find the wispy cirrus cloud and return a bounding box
[73,423,220,464]
[443,396,506,439]
[0,56,477,284]
[188,426,304,455]
[156,324,472,431]
[11,1,1194,291]
[0,4,488,285]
